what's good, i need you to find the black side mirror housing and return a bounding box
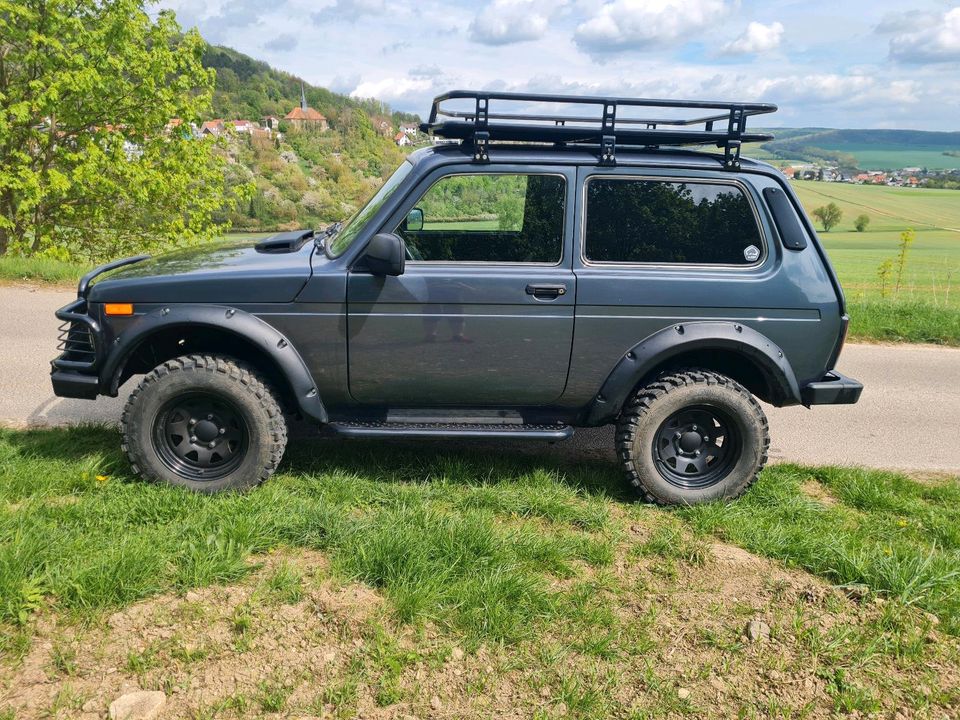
[362,233,406,276]
[404,207,424,232]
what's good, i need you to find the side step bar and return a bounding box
[328,421,574,441]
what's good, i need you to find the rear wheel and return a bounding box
[615,370,769,505]
[121,355,287,493]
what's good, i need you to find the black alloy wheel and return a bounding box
[153,392,249,481]
[652,405,741,488]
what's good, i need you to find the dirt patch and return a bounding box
[800,479,839,506]
[2,541,958,719]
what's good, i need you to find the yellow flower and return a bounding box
[95,475,109,483]
[897,519,908,528]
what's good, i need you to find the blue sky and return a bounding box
[156,0,960,130]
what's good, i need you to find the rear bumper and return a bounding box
[801,370,863,406]
[51,370,100,399]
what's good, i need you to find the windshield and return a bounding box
[327,160,414,257]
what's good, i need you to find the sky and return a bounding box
[155,0,960,131]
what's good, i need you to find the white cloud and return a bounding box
[574,0,732,54]
[889,7,960,64]
[349,77,436,105]
[721,21,784,55]
[469,0,555,45]
[313,0,385,23]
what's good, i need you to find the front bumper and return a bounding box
[801,370,863,405]
[51,370,100,399]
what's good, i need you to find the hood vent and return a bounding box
[255,229,314,254]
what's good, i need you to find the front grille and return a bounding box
[57,319,96,362]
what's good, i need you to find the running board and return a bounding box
[328,421,574,441]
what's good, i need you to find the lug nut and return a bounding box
[208,442,216,449]
[207,414,213,420]
[190,435,197,443]
[691,424,698,431]
[188,419,196,426]
[219,428,226,435]
[695,450,701,456]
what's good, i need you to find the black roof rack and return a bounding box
[421,90,777,170]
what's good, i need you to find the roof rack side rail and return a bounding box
[421,90,777,169]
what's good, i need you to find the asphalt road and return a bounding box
[3,284,958,474]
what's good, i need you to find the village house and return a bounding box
[199,119,225,137]
[284,85,329,131]
[400,122,419,136]
[262,115,281,131]
[229,120,257,134]
[394,131,412,147]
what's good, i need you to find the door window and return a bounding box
[584,178,764,265]
[397,174,565,263]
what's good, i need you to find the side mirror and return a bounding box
[403,207,424,232]
[362,233,406,276]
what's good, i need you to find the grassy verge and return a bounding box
[847,297,960,345]
[2,427,959,717]
[0,256,85,286]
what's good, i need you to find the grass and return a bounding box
[0,255,85,286]
[1,425,959,716]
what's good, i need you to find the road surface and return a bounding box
[2,283,958,474]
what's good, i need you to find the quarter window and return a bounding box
[584,178,763,265]
[397,174,565,263]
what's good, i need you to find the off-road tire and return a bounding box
[615,369,769,505]
[121,354,287,493]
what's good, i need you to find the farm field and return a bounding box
[1,427,959,718]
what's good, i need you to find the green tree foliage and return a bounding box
[812,202,843,232]
[0,0,247,261]
[854,214,871,232]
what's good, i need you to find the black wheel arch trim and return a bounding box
[584,321,801,425]
[100,304,328,423]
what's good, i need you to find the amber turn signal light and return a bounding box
[104,303,134,316]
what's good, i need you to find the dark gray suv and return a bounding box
[51,91,862,505]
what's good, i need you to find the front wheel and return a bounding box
[121,355,287,493]
[615,370,769,505]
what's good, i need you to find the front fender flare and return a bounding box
[100,304,328,423]
[584,321,801,425]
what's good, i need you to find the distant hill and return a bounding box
[201,45,418,126]
[758,128,960,171]
[197,45,424,233]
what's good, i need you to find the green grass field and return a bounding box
[1,427,958,717]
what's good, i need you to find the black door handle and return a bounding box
[526,283,567,299]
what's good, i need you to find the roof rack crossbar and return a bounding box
[421,90,777,170]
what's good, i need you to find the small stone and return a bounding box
[430,696,442,710]
[555,702,568,716]
[677,688,691,700]
[185,590,201,603]
[838,583,870,601]
[450,646,464,661]
[108,691,166,720]
[924,611,940,626]
[82,700,98,712]
[768,669,783,682]
[745,619,771,642]
[323,651,337,663]
[539,686,551,698]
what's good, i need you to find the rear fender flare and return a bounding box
[584,321,801,425]
[100,304,328,423]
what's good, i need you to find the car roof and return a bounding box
[407,143,778,176]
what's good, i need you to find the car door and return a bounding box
[347,165,576,406]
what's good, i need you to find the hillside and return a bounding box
[758,128,960,171]
[200,45,422,232]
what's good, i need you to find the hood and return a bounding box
[87,239,315,304]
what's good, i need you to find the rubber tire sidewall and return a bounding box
[123,359,284,493]
[622,377,767,505]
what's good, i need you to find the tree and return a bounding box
[854,214,870,232]
[0,0,248,261]
[812,203,842,232]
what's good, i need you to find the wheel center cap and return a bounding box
[679,431,702,453]
[194,420,219,443]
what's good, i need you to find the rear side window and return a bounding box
[584,178,763,265]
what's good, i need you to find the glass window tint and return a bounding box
[584,178,763,265]
[397,174,565,263]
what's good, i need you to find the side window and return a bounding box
[397,174,565,263]
[584,178,763,265]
